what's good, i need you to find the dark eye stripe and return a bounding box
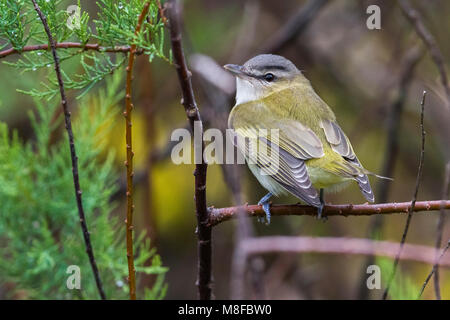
[254,65,287,71]
[264,65,287,71]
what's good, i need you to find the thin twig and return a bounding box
[156,0,168,27]
[0,42,140,59]
[208,200,449,226]
[376,47,424,204]
[433,162,450,299]
[167,0,211,300]
[417,241,450,299]
[30,0,106,300]
[124,1,151,300]
[357,46,423,299]
[398,0,450,104]
[383,90,427,300]
[239,237,450,267]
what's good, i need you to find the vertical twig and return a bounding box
[30,0,106,299]
[357,47,423,299]
[376,47,424,205]
[124,2,151,300]
[398,0,450,104]
[167,0,211,300]
[433,162,450,299]
[383,91,427,300]
[417,241,450,299]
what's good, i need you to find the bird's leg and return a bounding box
[257,192,273,225]
[317,188,326,220]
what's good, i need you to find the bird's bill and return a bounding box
[223,64,245,77]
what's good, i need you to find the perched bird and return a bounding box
[224,54,384,224]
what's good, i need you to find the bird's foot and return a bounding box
[257,193,272,225]
[316,202,327,222]
[316,188,327,222]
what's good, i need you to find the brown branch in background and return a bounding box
[417,240,450,299]
[261,0,330,53]
[383,91,427,300]
[208,200,450,226]
[398,0,450,104]
[156,0,168,27]
[30,0,106,300]
[167,0,211,300]
[357,46,424,299]
[239,237,450,267]
[0,42,139,59]
[124,2,151,300]
[229,0,260,62]
[433,162,450,299]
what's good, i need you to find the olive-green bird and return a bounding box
[224,54,383,224]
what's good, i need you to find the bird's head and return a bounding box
[224,54,304,104]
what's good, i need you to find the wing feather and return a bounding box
[320,119,375,202]
[259,143,320,206]
[232,125,322,207]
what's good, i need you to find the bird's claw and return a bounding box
[257,192,272,225]
[316,189,327,222]
[258,201,271,225]
[316,203,327,222]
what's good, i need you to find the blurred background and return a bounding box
[1,0,449,299]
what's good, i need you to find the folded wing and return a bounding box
[230,103,323,207]
[320,119,375,202]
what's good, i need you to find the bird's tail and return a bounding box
[346,159,393,203]
[330,159,393,202]
[369,172,393,181]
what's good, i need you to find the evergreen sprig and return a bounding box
[0,72,168,299]
[0,0,170,99]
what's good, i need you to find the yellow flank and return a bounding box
[305,161,352,189]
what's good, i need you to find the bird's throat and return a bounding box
[235,78,266,105]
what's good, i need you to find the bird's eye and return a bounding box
[263,73,275,82]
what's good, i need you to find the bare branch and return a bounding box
[417,241,450,299]
[239,237,450,267]
[167,0,211,300]
[261,0,330,54]
[229,0,260,62]
[383,90,427,300]
[208,200,449,227]
[0,42,139,59]
[30,0,106,300]
[123,1,151,300]
[377,47,424,204]
[398,0,450,104]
